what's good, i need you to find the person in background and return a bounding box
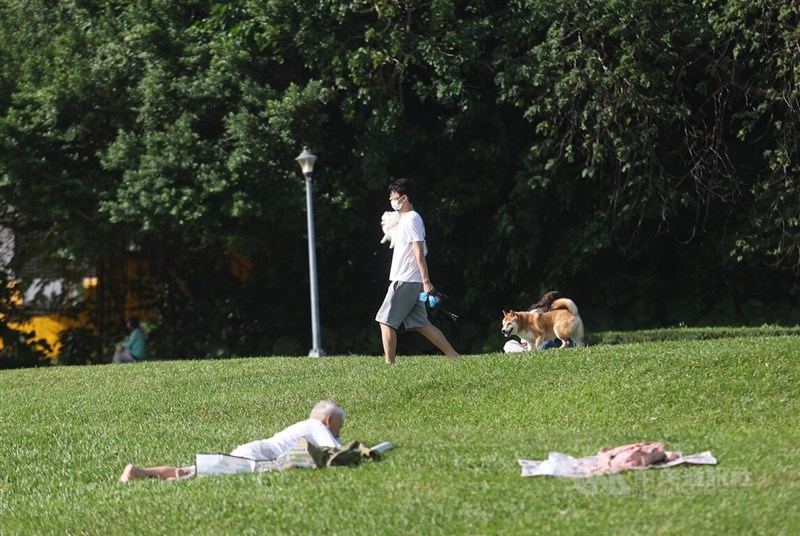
[112,316,147,364]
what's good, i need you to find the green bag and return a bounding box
[307,441,378,468]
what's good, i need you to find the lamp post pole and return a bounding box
[295,148,325,357]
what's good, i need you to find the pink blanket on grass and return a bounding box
[519,442,717,478]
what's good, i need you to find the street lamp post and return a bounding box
[295,147,325,357]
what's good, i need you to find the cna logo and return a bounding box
[572,468,752,496]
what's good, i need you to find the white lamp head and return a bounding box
[295,147,318,174]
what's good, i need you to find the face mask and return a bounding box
[390,198,404,211]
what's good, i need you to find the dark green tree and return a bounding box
[1,0,798,363]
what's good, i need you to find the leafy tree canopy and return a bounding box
[1,0,798,363]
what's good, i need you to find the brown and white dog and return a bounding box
[501,298,586,349]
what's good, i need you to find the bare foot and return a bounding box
[119,464,142,483]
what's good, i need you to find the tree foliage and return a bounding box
[1,0,798,363]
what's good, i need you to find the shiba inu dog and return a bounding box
[501,298,586,349]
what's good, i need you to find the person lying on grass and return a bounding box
[119,400,344,482]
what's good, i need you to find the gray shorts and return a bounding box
[375,281,431,330]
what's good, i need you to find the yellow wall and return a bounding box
[2,253,248,359]
[5,315,82,358]
[0,280,91,359]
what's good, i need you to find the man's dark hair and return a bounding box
[388,178,416,203]
[528,291,561,312]
[128,316,140,329]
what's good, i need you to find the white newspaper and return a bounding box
[519,451,717,478]
[195,439,317,477]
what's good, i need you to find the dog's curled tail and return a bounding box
[550,298,579,316]
[551,298,587,346]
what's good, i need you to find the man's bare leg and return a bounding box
[414,325,460,359]
[380,323,398,364]
[119,464,180,482]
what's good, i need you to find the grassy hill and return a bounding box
[1,336,798,535]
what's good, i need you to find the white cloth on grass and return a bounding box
[519,450,717,478]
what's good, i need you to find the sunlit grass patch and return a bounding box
[0,336,798,534]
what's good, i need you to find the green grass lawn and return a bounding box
[1,336,798,535]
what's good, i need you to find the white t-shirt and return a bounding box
[389,211,426,282]
[229,418,340,460]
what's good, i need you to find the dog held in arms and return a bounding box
[380,210,427,255]
[380,211,401,248]
[501,298,586,349]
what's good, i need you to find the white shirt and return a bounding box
[389,211,426,282]
[229,418,340,460]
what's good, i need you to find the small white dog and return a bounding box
[380,211,401,248]
[503,339,534,353]
[380,211,428,255]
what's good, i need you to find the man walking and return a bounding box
[375,178,460,364]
